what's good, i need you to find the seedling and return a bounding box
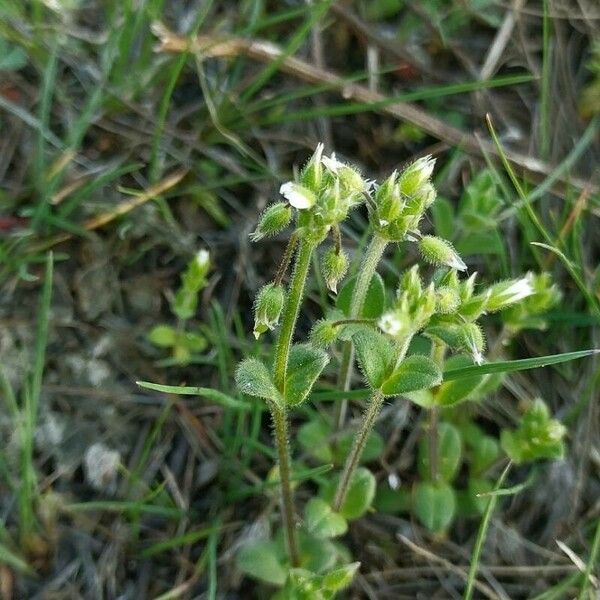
[147,249,210,365]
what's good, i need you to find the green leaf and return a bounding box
[471,436,500,475]
[418,422,462,483]
[298,419,333,463]
[180,330,207,352]
[235,358,282,406]
[435,355,483,406]
[147,324,177,347]
[322,562,361,592]
[297,532,338,574]
[381,355,441,396]
[337,272,385,318]
[353,329,394,389]
[136,381,250,410]
[443,349,597,380]
[237,540,286,585]
[403,388,436,409]
[413,482,456,532]
[335,468,376,521]
[305,498,348,538]
[285,344,329,407]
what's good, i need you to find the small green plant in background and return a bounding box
[147,249,211,366]
[232,145,575,596]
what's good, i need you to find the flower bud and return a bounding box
[251,202,293,241]
[397,265,422,299]
[253,283,285,339]
[460,323,485,365]
[310,319,340,348]
[374,171,403,226]
[485,275,534,312]
[280,181,316,209]
[398,156,435,197]
[322,247,348,293]
[418,236,467,271]
[435,286,460,314]
[322,153,367,197]
[300,142,325,190]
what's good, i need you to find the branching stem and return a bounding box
[334,234,387,429]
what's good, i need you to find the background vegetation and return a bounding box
[0,0,599,598]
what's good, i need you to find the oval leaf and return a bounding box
[237,540,286,585]
[353,329,393,389]
[235,358,282,406]
[418,422,462,483]
[381,355,442,396]
[305,498,348,538]
[413,482,456,532]
[435,356,483,407]
[337,467,376,520]
[285,344,329,406]
[336,272,385,318]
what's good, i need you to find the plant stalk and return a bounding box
[271,404,300,567]
[428,340,446,483]
[334,234,387,429]
[273,238,314,391]
[271,237,314,567]
[333,388,385,512]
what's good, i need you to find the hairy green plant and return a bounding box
[229,144,585,597]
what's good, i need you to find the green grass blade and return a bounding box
[443,349,597,381]
[142,525,224,557]
[240,0,333,102]
[137,381,250,410]
[464,462,512,600]
[577,517,600,599]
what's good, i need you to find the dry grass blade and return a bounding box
[30,169,187,251]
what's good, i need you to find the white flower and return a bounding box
[486,274,535,312]
[195,249,210,269]
[322,152,344,174]
[279,181,316,209]
[378,311,404,336]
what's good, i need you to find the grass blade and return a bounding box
[464,462,512,600]
[136,381,250,410]
[443,349,597,381]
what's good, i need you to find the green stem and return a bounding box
[271,237,314,567]
[334,234,388,429]
[429,339,446,483]
[271,404,300,567]
[273,239,315,391]
[333,388,385,512]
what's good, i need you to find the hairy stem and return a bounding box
[271,404,300,567]
[271,237,314,566]
[333,388,385,512]
[273,239,314,391]
[334,234,387,429]
[428,340,446,483]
